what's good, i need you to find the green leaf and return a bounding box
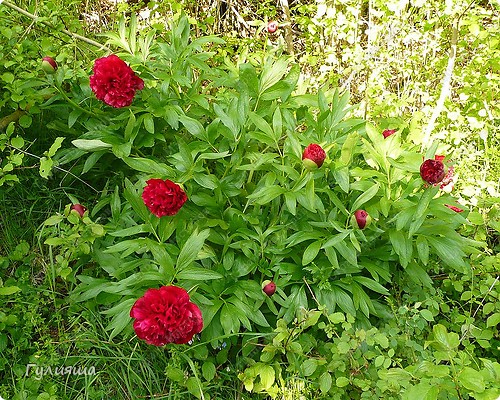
[247,185,285,205]
[259,58,289,94]
[220,304,240,335]
[10,136,24,148]
[72,139,112,151]
[272,107,283,139]
[319,372,332,393]
[123,178,150,222]
[39,157,53,179]
[415,186,438,220]
[143,113,155,134]
[259,365,275,390]
[427,236,467,272]
[124,111,137,142]
[336,377,350,388]
[389,230,412,267]
[420,309,434,322]
[122,157,174,177]
[351,183,380,212]
[458,367,485,393]
[109,224,150,237]
[322,231,350,249]
[353,276,389,295]
[176,267,222,281]
[47,137,65,157]
[302,359,318,377]
[302,240,322,265]
[0,286,21,295]
[339,132,359,165]
[105,298,135,340]
[333,240,357,266]
[333,166,350,193]
[416,235,429,265]
[179,114,205,137]
[239,63,259,97]
[433,324,459,351]
[402,383,439,400]
[486,313,500,328]
[176,229,211,271]
[202,361,216,381]
[248,111,273,137]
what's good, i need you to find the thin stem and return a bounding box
[6,144,99,193]
[54,84,99,117]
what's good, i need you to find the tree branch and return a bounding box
[279,0,294,56]
[0,110,25,130]
[1,0,110,52]
[421,24,458,150]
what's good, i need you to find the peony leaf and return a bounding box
[176,267,222,281]
[72,139,112,151]
[302,240,322,266]
[176,229,211,272]
[351,183,380,212]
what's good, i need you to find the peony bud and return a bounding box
[41,56,58,73]
[262,280,276,296]
[267,21,278,33]
[382,129,396,139]
[420,159,446,185]
[302,143,326,170]
[71,204,87,217]
[351,209,371,229]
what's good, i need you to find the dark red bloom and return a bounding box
[142,179,187,217]
[41,56,57,73]
[71,204,87,217]
[302,143,326,170]
[382,129,396,139]
[89,54,144,108]
[420,159,446,185]
[352,209,371,229]
[262,281,276,296]
[130,286,203,346]
[267,21,278,33]
[445,204,464,213]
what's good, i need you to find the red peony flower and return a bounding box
[267,21,278,33]
[89,54,144,108]
[130,286,203,346]
[420,159,446,185]
[302,143,326,170]
[382,129,396,139]
[142,179,187,217]
[445,204,464,213]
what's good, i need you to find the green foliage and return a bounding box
[34,13,482,351]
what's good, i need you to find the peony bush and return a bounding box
[36,13,486,397]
